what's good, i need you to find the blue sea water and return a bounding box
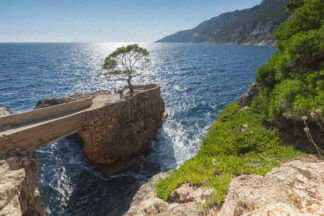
[0,43,275,215]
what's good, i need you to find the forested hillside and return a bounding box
[157,0,290,46]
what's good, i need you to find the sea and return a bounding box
[0,42,275,215]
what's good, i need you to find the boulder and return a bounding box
[218,159,324,216]
[239,82,260,107]
[169,183,214,204]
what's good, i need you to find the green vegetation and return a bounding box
[156,0,323,207]
[155,103,306,205]
[157,0,290,45]
[213,0,290,44]
[100,44,150,95]
[256,0,324,122]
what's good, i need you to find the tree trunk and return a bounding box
[127,79,134,95]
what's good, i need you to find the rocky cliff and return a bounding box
[157,0,290,46]
[218,158,324,216]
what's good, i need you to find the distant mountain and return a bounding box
[156,0,290,46]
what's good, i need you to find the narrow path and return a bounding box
[0,94,120,137]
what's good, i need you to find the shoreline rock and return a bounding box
[218,158,324,216]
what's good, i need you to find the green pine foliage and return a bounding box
[255,0,324,121]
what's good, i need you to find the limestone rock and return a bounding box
[239,82,260,107]
[218,159,324,216]
[169,183,214,204]
[125,171,208,216]
[0,153,45,216]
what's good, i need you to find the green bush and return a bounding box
[255,0,324,122]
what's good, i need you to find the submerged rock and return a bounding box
[218,159,324,216]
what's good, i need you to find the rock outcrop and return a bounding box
[239,82,260,107]
[125,171,213,216]
[0,153,45,216]
[34,85,165,174]
[0,108,45,216]
[125,158,324,216]
[218,159,324,216]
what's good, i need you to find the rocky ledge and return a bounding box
[124,158,324,216]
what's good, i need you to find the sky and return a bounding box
[0,0,262,42]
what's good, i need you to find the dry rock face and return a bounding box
[0,107,45,216]
[125,171,213,216]
[239,82,260,107]
[218,159,324,216]
[0,153,45,216]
